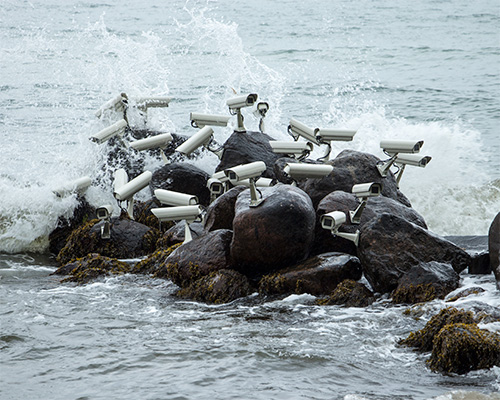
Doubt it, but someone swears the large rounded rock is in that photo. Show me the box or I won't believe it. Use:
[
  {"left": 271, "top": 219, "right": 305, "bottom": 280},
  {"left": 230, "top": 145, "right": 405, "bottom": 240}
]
[
  {"left": 299, "top": 150, "right": 411, "bottom": 209},
  {"left": 358, "top": 213, "right": 471, "bottom": 294},
  {"left": 215, "top": 131, "right": 279, "bottom": 180},
  {"left": 157, "top": 221, "right": 205, "bottom": 249},
  {"left": 149, "top": 162, "right": 211, "bottom": 206},
  {"left": 392, "top": 261, "right": 460, "bottom": 304},
  {"left": 317, "top": 279, "right": 375, "bottom": 307},
  {"left": 312, "top": 190, "right": 427, "bottom": 256},
  {"left": 230, "top": 184, "right": 316, "bottom": 276},
  {"left": 56, "top": 217, "right": 160, "bottom": 265},
  {"left": 259, "top": 252, "right": 362, "bottom": 296},
  {"left": 204, "top": 186, "right": 247, "bottom": 232},
  {"left": 160, "top": 229, "right": 233, "bottom": 287},
  {"left": 488, "top": 212, "right": 500, "bottom": 289}
]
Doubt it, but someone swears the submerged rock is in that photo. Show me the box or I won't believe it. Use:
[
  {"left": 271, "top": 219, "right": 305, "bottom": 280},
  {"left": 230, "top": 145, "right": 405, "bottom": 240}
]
[
  {"left": 230, "top": 184, "right": 316, "bottom": 276},
  {"left": 391, "top": 261, "right": 460, "bottom": 304},
  {"left": 259, "top": 252, "right": 362, "bottom": 296},
  {"left": 317, "top": 279, "right": 375, "bottom": 307},
  {"left": 488, "top": 212, "right": 500, "bottom": 289},
  {"left": 358, "top": 214, "right": 471, "bottom": 294}
]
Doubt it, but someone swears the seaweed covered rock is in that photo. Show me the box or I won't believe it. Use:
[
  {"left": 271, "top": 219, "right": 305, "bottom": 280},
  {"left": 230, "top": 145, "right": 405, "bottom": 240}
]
[
  {"left": 399, "top": 307, "right": 475, "bottom": 352},
  {"left": 133, "top": 199, "right": 164, "bottom": 230},
  {"left": 52, "top": 253, "right": 131, "bottom": 284},
  {"left": 204, "top": 186, "right": 247, "bottom": 232},
  {"left": 259, "top": 252, "right": 362, "bottom": 296},
  {"left": 215, "top": 130, "right": 279, "bottom": 180},
  {"left": 358, "top": 214, "right": 471, "bottom": 294},
  {"left": 176, "top": 269, "right": 253, "bottom": 304},
  {"left": 488, "top": 211, "right": 500, "bottom": 289},
  {"left": 230, "top": 184, "right": 316, "bottom": 276},
  {"left": 298, "top": 150, "right": 411, "bottom": 209},
  {"left": 56, "top": 217, "right": 160, "bottom": 265},
  {"left": 317, "top": 279, "right": 375, "bottom": 307},
  {"left": 156, "top": 221, "right": 204, "bottom": 249},
  {"left": 428, "top": 323, "right": 500, "bottom": 374},
  {"left": 160, "top": 229, "right": 233, "bottom": 287},
  {"left": 48, "top": 197, "right": 97, "bottom": 256},
  {"left": 149, "top": 162, "right": 211, "bottom": 206},
  {"left": 446, "top": 287, "right": 486, "bottom": 303},
  {"left": 392, "top": 261, "right": 460, "bottom": 304},
  {"left": 131, "top": 243, "right": 182, "bottom": 275}
]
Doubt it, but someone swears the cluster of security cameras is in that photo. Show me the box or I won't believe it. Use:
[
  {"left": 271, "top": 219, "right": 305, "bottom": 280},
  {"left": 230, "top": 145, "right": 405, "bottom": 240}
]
[{"left": 54, "top": 92, "right": 432, "bottom": 245}]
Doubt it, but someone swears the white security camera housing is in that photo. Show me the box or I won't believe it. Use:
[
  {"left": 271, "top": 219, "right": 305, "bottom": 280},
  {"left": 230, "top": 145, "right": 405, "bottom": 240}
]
[
  {"left": 349, "top": 182, "right": 383, "bottom": 224},
  {"left": 226, "top": 93, "right": 258, "bottom": 132},
  {"left": 190, "top": 112, "right": 231, "bottom": 128},
  {"left": 224, "top": 161, "right": 267, "bottom": 207},
  {"left": 283, "top": 163, "right": 333, "bottom": 183},
  {"left": 113, "top": 170, "right": 152, "bottom": 219},
  {"left": 53, "top": 176, "right": 92, "bottom": 198},
  {"left": 253, "top": 102, "right": 270, "bottom": 133},
  {"left": 113, "top": 168, "right": 128, "bottom": 194},
  {"left": 175, "top": 126, "right": 216, "bottom": 156},
  {"left": 315, "top": 128, "right": 357, "bottom": 143},
  {"left": 151, "top": 205, "right": 204, "bottom": 243},
  {"left": 393, "top": 154, "right": 432, "bottom": 187},
  {"left": 321, "top": 210, "right": 359, "bottom": 246},
  {"left": 135, "top": 96, "right": 172, "bottom": 111},
  {"left": 90, "top": 119, "right": 128, "bottom": 144},
  {"left": 95, "top": 93, "right": 128, "bottom": 118},
  {"left": 207, "top": 178, "right": 225, "bottom": 202},
  {"left": 96, "top": 204, "right": 113, "bottom": 239},
  {"left": 233, "top": 177, "right": 274, "bottom": 188},
  {"left": 377, "top": 139, "right": 424, "bottom": 177},
  {"left": 154, "top": 188, "right": 199, "bottom": 206},
  {"left": 269, "top": 141, "right": 314, "bottom": 160},
  {"left": 129, "top": 133, "right": 173, "bottom": 151},
  {"left": 287, "top": 118, "right": 319, "bottom": 145}
]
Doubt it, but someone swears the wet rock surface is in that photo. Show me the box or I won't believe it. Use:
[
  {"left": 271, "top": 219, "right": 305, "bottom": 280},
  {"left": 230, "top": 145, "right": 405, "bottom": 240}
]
[
  {"left": 488, "top": 212, "right": 500, "bottom": 289},
  {"left": 204, "top": 186, "right": 247, "bottom": 232},
  {"left": 317, "top": 279, "right": 375, "bottom": 307}
]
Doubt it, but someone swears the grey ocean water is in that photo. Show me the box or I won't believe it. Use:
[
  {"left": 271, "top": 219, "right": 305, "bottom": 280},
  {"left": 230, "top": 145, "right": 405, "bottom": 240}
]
[{"left": 1, "top": 0, "right": 500, "bottom": 399}]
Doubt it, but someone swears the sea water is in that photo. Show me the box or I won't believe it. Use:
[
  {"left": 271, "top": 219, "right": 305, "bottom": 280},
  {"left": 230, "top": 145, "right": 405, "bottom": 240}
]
[{"left": 0, "top": 0, "right": 499, "bottom": 398}]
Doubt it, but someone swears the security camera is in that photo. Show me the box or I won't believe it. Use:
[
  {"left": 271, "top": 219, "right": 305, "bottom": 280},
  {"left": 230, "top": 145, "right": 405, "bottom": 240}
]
[
  {"left": 349, "top": 182, "right": 383, "bottom": 224},
  {"left": 269, "top": 140, "right": 313, "bottom": 161},
  {"left": 113, "top": 170, "right": 152, "bottom": 219},
  {"left": 90, "top": 119, "right": 128, "bottom": 144},
  {"left": 233, "top": 177, "right": 275, "bottom": 188},
  {"left": 287, "top": 118, "right": 319, "bottom": 145},
  {"left": 226, "top": 93, "right": 258, "bottom": 132},
  {"left": 377, "top": 139, "right": 424, "bottom": 177},
  {"left": 175, "top": 126, "right": 222, "bottom": 158},
  {"left": 190, "top": 112, "right": 231, "bottom": 128},
  {"left": 224, "top": 161, "right": 267, "bottom": 207},
  {"left": 314, "top": 127, "right": 357, "bottom": 161},
  {"left": 113, "top": 168, "right": 128, "bottom": 193},
  {"left": 207, "top": 178, "right": 225, "bottom": 202},
  {"left": 129, "top": 133, "right": 173, "bottom": 151},
  {"left": 393, "top": 154, "right": 432, "bottom": 187},
  {"left": 135, "top": 96, "right": 172, "bottom": 111},
  {"left": 253, "top": 102, "right": 269, "bottom": 133},
  {"left": 283, "top": 163, "right": 333, "bottom": 184},
  {"left": 53, "top": 176, "right": 92, "bottom": 198},
  {"left": 320, "top": 210, "right": 359, "bottom": 246},
  {"left": 96, "top": 204, "right": 113, "bottom": 239},
  {"left": 151, "top": 205, "right": 204, "bottom": 243},
  {"left": 95, "top": 93, "right": 128, "bottom": 118},
  {"left": 154, "top": 188, "right": 199, "bottom": 206}
]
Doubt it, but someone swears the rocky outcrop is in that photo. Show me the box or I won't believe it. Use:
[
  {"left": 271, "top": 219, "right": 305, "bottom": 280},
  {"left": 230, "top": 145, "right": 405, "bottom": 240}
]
[
  {"left": 204, "top": 186, "right": 247, "bottom": 232},
  {"left": 299, "top": 150, "right": 411, "bottom": 209},
  {"left": 159, "top": 229, "right": 233, "bottom": 287},
  {"left": 131, "top": 244, "right": 182, "bottom": 275},
  {"left": 488, "top": 212, "right": 500, "bottom": 289},
  {"left": 215, "top": 131, "right": 279, "bottom": 180},
  {"left": 230, "top": 184, "right": 316, "bottom": 276},
  {"left": 391, "top": 261, "right": 460, "bottom": 304},
  {"left": 358, "top": 214, "right": 471, "bottom": 294},
  {"left": 149, "top": 162, "right": 211, "bottom": 206},
  {"left": 317, "top": 279, "right": 375, "bottom": 307},
  {"left": 176, "top": 269, "right": 253, "bottom": 304},
  {"left": 259, "top": 252, "right": 362, "bottom": 296},
  {"left": 156, "top": 221, "right": 204, "bottom": 249},
  {"left": 56, "top": 217, "right": 160, "bottom": 265}
]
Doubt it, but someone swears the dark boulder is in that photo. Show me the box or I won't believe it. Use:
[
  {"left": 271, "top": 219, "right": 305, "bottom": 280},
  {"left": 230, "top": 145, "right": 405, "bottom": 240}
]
[
  {"left": 468, "top": 251, "right": 491, "bottom": 275},
  {"left": 392, "top": 261, "right": 460, "bottom": 304},
  {"left": 204, "top": 186, "right": 247, "bottom": 232},
  {"left": 176, "top": 269, "right": 253, "bottom": 304},
  {"left": 428, "top": 323, "right": 500, "bottom": 374},
  {"left": 160, "top": 229, "right": 233, "bottom": 287},
  {"left": 488, "top": 212, "right": 500, "bottom": 289},
  {"left": 215, "top": 131, "right": 279, "bottom": 180},
  {"left": 156, "top": 221, "right": 205, "bottom": 249},
  {"left": 298, "top": 150, "right": 411, "bottom": 209},
  {"left": 358, "top": 214, "right": 471, "bottom": 294},
  {"left": 317, "top": 279, "right": 375, "bottom": 307},
  {"left": 49, "top": 197, "right": 97, "bottom": 256},
  {"left": 131, "top": 244, "right": 182, "bottom": 275},
  {"left": 230, "top": 184, "right": 316, "bottom": 276},
  {"left": 259, "top": 252, "right": 362, "bottom": 296},
  {"left": 273, "top": 157, "right": 298, "bottom": 184},
  {"left": 149, "top": 162, "right": 211, "bottom": 206},
  {"left": 56, "top": 217, "right": 160, "bottom": 265}
]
